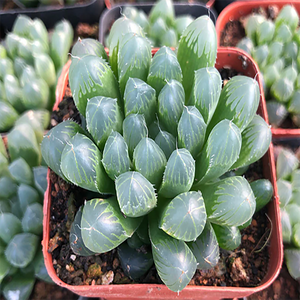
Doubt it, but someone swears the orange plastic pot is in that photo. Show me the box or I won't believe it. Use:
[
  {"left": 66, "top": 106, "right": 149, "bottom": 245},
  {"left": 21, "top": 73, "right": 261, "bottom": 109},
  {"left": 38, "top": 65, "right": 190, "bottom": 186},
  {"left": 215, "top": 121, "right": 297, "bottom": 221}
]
[
  {"left": 43, "top": 47, "right": 283, "bottom": 300},
  {"left": 216, "top": 0, "right": 300, "bottom": 138}
]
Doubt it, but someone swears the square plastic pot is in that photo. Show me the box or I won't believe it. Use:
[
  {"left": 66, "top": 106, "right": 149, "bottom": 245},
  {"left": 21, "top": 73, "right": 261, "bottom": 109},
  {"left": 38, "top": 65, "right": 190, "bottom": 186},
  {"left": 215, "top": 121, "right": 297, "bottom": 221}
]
[
  {"left": 0, "top": 0, "right": 105, "bottom": 35},
  {"left": 215, "top": 0, "right": 300, "bottom": 138},
  {"left": 43, "top": 47, "right": 283, "bottom": 300},
  {"left": 98, "top": 2, "right": 217, "bottom": 45}
]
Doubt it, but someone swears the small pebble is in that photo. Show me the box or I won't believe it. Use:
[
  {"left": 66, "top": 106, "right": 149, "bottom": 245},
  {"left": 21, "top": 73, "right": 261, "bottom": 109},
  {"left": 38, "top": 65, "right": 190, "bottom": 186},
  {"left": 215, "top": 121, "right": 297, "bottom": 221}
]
[{"left": 70, "top": 254, "right": 76, "bottom": 261}]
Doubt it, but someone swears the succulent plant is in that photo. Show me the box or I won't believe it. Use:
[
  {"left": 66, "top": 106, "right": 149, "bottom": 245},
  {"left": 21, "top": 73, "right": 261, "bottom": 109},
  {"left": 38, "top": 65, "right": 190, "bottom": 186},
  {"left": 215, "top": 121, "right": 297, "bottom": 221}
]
[
  {"left": 237, "top": 5, "right": 300, "bottom": 128},
  {"left": 42, "top": 16, "right": 272, "bottom": 292},
  {"left": 0, "top": 137, "right": 51, "bottom": 300},
  {"left": 0, "top": 15, "right": 73, "bottom": 133}
]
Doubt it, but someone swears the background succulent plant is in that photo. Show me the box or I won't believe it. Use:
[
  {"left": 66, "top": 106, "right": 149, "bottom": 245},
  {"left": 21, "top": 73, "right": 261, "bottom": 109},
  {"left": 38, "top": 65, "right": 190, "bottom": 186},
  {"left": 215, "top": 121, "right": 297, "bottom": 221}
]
[
  {"left": 0, "top": 15, "right": 74, "bottom": 133},
  {"left": 42, "top": 15, "right": 273, "bottom": 292},
  {"left": 236, "top": 5, "right": 300, "bottom": 128}
]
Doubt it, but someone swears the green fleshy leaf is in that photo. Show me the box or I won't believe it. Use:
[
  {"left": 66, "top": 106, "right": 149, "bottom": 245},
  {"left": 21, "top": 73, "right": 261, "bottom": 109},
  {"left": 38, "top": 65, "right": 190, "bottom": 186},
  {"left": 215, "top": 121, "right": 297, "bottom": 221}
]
[
  {"left": 208, "top": 76, "right": 260, "bottom": 134},
  {"left": 4, "top": 74, "right": 23, "bottom": 112},
  {"left": 32, "top": 248, "right": 52, "bottom": 283},
  {"left": 282, "top": 65, "right": 297, "bottom": 84},
  {"left": 292, "top": 223, "right": 300, "bottom": 248},
  {"left": 149, "top": 0, "right": 174, "bottom": 27},
  {"left": 29, "top": 18, "right": 48, "bottom": 46},
  {"left": 212, "top": 224, "right": 241, "bottom": 251},
  {"left": 284, "top": 42, "right": 298, "bottom": 64},
  {"left": 194, "top": 120, "right": 241, "bottom": 187},
  {"left": 123, "top": 114, "right": 148, "bottom": 157},
  {"left": 0, "top": 58, "right": 14, "bottom": 81},
  {"left": 285, "top": 249, "right": 300, "bottom": 280},
  {"left": 0, "top": 101, "right": 19, "bottom": 132},
  {"left": 123, "top": 6, "right": 138, "bottom": 20},
  {"left": 231, "top": 115, "right": 271, "bottom": 169},
  {"left": 154, "top": 130, "right": 176, "bottom": 160},
  {"left": 0, "top": 254, "right": 11, "bottom": 283},
  {"left": 250, "top": 179, "right": 273, "bottom": 212},
  {"left": 18, "top": 184, "right": 40, "bottom": 212},
  {"left": 264, "top": 65, "right": 280, "bottom": 88},
  {"left": 162, "top": 29, "right": 177, "bottom": 47},
  {"left": 149, "top": 213, "right": 196, "bottom": 292},
  {"left": 177, "top": 16, "right": 217, "bottom": 99},
  {"left": 127, "top": 232, "right": 144, "bottom": 249},
  {"left": 41, "top": 120, "right": 84, "bottom": 179},
  {"left": 147, "top": 46, "right": 182, "bottom": 95},
  {"left": 20, "top": 65, "right": 36, "bottom": 88},
  {"left": 286, "top": 203, "right": 300, "bottom": 227},
  {"left": 266, "top": 101, "right": 287, "bottom": 127},
  {"left": 61, "top": 133, "right": 114, "bottom": 194},
  {"left": 245, "top": 14, "right": 265, "bottom": 42},
  {"left": 69, "top": 55, "right": 121, "bottom": 116},
  {"left": 275, "top": 24, "right": 293, "bottom": 43},
  {"left": 187, "top": 67, "right": 222, "bottom": 124},
  {"left": 238, "top": 218, "right": 252, "bottom": 230},
  {"left": 107, "top": 17, "right": 144, "bottom": 77},
  {"left": 289, "top": 90, "right": 300, "bottom": 114},
  {"left": 201, "top": 176, "right": 256, "bottom": 227},
  {"left": 277, "top": 179, "right": 292, "bottom": 208},
  {"left": 149, "top": 18, "right": 167, "bottom": 44},
  {"left": 175, "top": 15, "right": 194, "bottom": 38},
  {"left": 158, "top": 79, "right": 185, "bottom": 136},
  {"left": 256, "top": 20, "right": 275, "bottom": 45},
  {"left": 5, "top": 33, "right": 20, "bottom": 59},
  {"left": 177, "top": 106, "right": 206, "bottom": 158},
  {"left": 134, "top": 11, "right": 149, "bottom": 30},
  {"left": 18, "top": 38, "right": 33, "bottom": 64},
  {"left": 276, "top": 148, "right": 299, "bottom": 180},
  {"left": 33, "top": 166, "right": 48, "bottom": 195},
  {"left": 22, "top": 203, "right": 43, "bottom": 235},
  {"left": 8, "top": 158, "right": 33, "bottom": 186},
  {"left": 281, "top": 208, "right": 292, "bottom": 244},
  {"left": 102, "top": 131, "right": 131, "bottom": 181},
  {"left": 86, "top": 96, "right": 123, "bottom": 150},
  {"left": 118, "top": 33, "right": 151, "bottom": 96},
  {"left": 187, "top": 221, "right": 219, "bottom": 270},
  {"left": 81, "top": 197, "right": 142, "bottom": 253},
  {"left": 34, "top": 53, "right": 56, "bottom": 87},
  {"left": 236, "top": 37, "right": 254, "bottom": 55},
  {"left": 116, "top": 171, "right": 157, "bottom": 217},
  {"left": 275, "top": 5, "right": 299, "bottom": 32},
  {"left": 0, "top": 201, "right": 10, "bottom": 214},
  {"left": 118, "top": 242, "right": 153, "bottom": 280},
  {"left": 267, "top": 41, "right": 284, "bottom": 64},
  {"left": 292, "top": 169, "right": 300, "bottom": 191},
  {"left": 159, "top": 149, "right": 195, "bottom": 199},
  {"left": 7, "top": 123, "right": 41, "bottom": 168},
  {"left": 12, "top": 15, "right": 33, "bottom": 37},
  {"left": 124, "top": 78, "right": 156, "bottom": 125},
  {"left": 133, "top": 137, "right": 167, "bottom": 188},
  {"left": 71, "top": 38, "right": 108, "bottom": 61},
  {"left": 160, "top": 191, "right": 207, "bottom": 242},
  {"left": 70, "top": 207, "right": 96, "bottom": 256},
  {"left": 136, "top": 217, "right": 150, "bottom": 245},
  {"left": 0, "top": 177, "right": 18, "bottom": 200}
]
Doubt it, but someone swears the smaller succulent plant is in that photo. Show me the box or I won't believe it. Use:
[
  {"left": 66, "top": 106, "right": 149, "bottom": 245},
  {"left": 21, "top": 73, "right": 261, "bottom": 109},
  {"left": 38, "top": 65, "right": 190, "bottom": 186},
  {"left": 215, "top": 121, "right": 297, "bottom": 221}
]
[
  {"left": 276, "top": 146, "right": 300, "bottom": 281},
  {"left": 0, "top": 136, "right": 50, "bottom": 300},
  {"left": 0, "top": 15, "right": 74, "bottom": 133},
  {"left": 237, "top": 5, "right": 300, "bottom": 128}
]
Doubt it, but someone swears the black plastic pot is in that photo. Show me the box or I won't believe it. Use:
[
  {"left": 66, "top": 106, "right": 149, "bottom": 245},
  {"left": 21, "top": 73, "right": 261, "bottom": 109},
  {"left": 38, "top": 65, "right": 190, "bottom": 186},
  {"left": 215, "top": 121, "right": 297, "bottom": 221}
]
[
  {"left": 214, "top": 0, "right": 238, "bottom": 15},
  {"left": 0, "top": 0, "right": 105, "bottom": 37},
  {"left": 98, "top": 2, "right": 217, "bottom": 45}
]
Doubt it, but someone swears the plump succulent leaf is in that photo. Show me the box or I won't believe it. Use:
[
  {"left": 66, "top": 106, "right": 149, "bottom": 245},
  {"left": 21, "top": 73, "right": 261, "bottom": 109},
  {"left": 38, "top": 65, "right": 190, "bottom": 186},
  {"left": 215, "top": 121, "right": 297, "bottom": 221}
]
[
  {"left": 292, "top": 223, "right": 300, "bottom": 248},
  {"left": 124, "top": 78, "right": 156, "bottom": 125},
  {"left": 149, "top": 214, "right": 196, "bottom": 292},
  {"left": 20, "top": 65, "right": 36, "bottom": 88},
  {"left": 275, "top": 5, "right": 299, "bottom": 32},
  {"left": 0, "top": 213, "right": 22, "bottom": 244},
  {"left": 12, "top": 15, "right": 32, "bottom": 37},
  {"left": 17, "top": 38, "right": 34, "bottom": 64},
  {"left": 187, "top": 221, "right": 219, "bottom": 270},
  {"left": 8, "top": 158, "right": 33, "bottom": 186},
  {"left": 0, "top": 58, "right": 14, "bottom": 81},
  {"left": 212, "top": 224, "right": 241, "bottom": 251},
  {"left": 5, "top": 233, "right": 39, "bottom": 268},
  {"left": 201, "top": 176, "right": 256, "bottom": 226},
  {"left": 256, "top": 20, "right": 275, "bottom": 45},
  {"left": 194, "top": 120, "right": 241, "bottom": 187},
  {"left": 277, "top": 179, "right": 292, "bottom": 208},
  {"left": 281, "top": 208, "right": 292, "bottom": 244},
  {"left": 2, "top": 274, "right": 35, "bottom": 300},
  {"left": 32, "top": 249, "right": 53, "bottom": 283},
  {"left": 69, "top": 55, "right": 121, "bottom": 116},
  {"left": 4, "top": 74, "right": 23, "bottom": 112},
  {"left": 149, "top": 0, "right": 175, "bottom": 27},
  {"left": 134, "top": 11, "right": 149, "bottom": 30},
  {"left": 284, "top": 42, "right": 298, "bottom": 64},
  {"left": 70, "top": 206, "right": 96, "bottom": 256},
  {"left": 162, "top": 29, "right": 178, "bottom": 47},
  {"left": 102, "top": 131, "right": 131, "bottom": 181},
  {"left": 147, "top": 47, "right": 182, "bottom": 95},
  {"left": 116, "top": 171, "right": 157, "bottom": 217},
  {"left": 267, "top": 41, "right": 284, "bottom": 64},
  {"left": 187, "top": 67, "right": 222, "bottom": 124},
  {"left": 264, "top": 65, "right": 280, "bottom": 88},
  {"left": 118, "top": 242, "right": 153, "bottom": 280},
  {"left": 276, "top": 148, "right": 299, "bottom": 180},
  {"left": 107, "top": 17, "right": 144, "bottom": 77},
  {"left": 292, "top": 170, "right": 300, "bottom": 191},
  {"left": 123, "top": 114, "right": 148, "bottom": 157},
  {"left": 282, "top": 65, "right": 297, "bottom": 84},
  {"left": 21, "top": 203, "right": 43, "bottom": 235},
  {"left": 18, "top": 184, "right": 40, "bottom": 212},
  {"left": 238, "top": 218, "right": 252, "bottom": 230},
  {"left": 61, "top": 133, "right": 114, "bottom": 194},
  {"left": 0, "top": 255, "right": 11, "bottom": 284},
  {"left": 86, "top": 96, "right": 123, "bottom": 150},
  {"left": 0, "top": 177, "right": 18, "bottom": 200},
  {"left": 33, "top": 166, "right": 48, "bottom": 195},
  {"left": 5, "top": 33, "right": 20, "bottom": 59},
  {"left": 0, "top": 201, "right": 10, "bottom": 214},
  {"left": 231, "top": 115, "right": 271, "bottom": 169},
  {"left": 158, "top": 79, "right": 185, "bottom": 136},
  {"left": 41, "top": 120, "right": 84, "bottom": 180},
  {"left": 275, "top": 24, "right": 293, "bottom": 43},
  {"left": 236, "top": 37, "right": 254, "bottom": 55},
  {"left": 266, "top": 101, "right": 288, "bottom": 127},
  {"left": 71, "top": 38, "right": 108, "bottom": 61},
  {"left": 34, "top": 53, "right": 56, "bottom": 87},
  {"left": 177, "top": 16, "right": 217, "bottom": 99},
  {"left": 250, "top": 179, "right": 273, "bottom": 212},
  {"left": 245, "top": 14, "right": 265, "bottom": 42},
  {"left": 177, "top": 106, "right": 206, "bottom": 158},
  {"left": 159, "top": 191, "right": 207, "bottom": 241},
  {"left": 136, "top": 217, "right": 150, "bottom": 245},
  {"left": 154, "top": 130, "right": 176, "bottom": 159},
  {"left": 81, "top": 197, "right": 142, "bottom": 253},
  {"left": 159, "top": 149, "right": 195, "bottom": 199},
  {"left": 0, "top": 101, "right": 19, "bottom": 132},
  {"left": 123, "top": 6, "right": 138, "bottom": 20},
  {"left": 253, "top": 45, "right": 269, "bottom": 68},
  {"left": 289, "top": 91, "right": 300, "bottom": 114},
  {"left": 127, "top": 232, "right": 144, "bottom": 249},
  {"left": 208, "top": 76, "right": 260, "bottom": 133},
  {"left": 149, "top": 18, "right": 167, "bottom": 43},
  {"left": 29, "top": 18, "right": 48, "bottom": 46},
  {"left": 133, "top": 138, "right": 167, "bottom": 188},
  {"left": 285, "top": 249, "right": 300, "bottom": 280},
  {"left": 118, "top": 33, "right": 151, "bottom": 96}
]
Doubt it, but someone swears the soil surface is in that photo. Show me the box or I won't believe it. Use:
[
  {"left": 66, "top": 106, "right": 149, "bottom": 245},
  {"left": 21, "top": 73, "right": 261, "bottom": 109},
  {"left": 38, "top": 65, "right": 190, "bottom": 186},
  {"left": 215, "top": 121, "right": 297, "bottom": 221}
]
[{"left": 48, "top": 67, "right": 271, "bottom": 289}]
